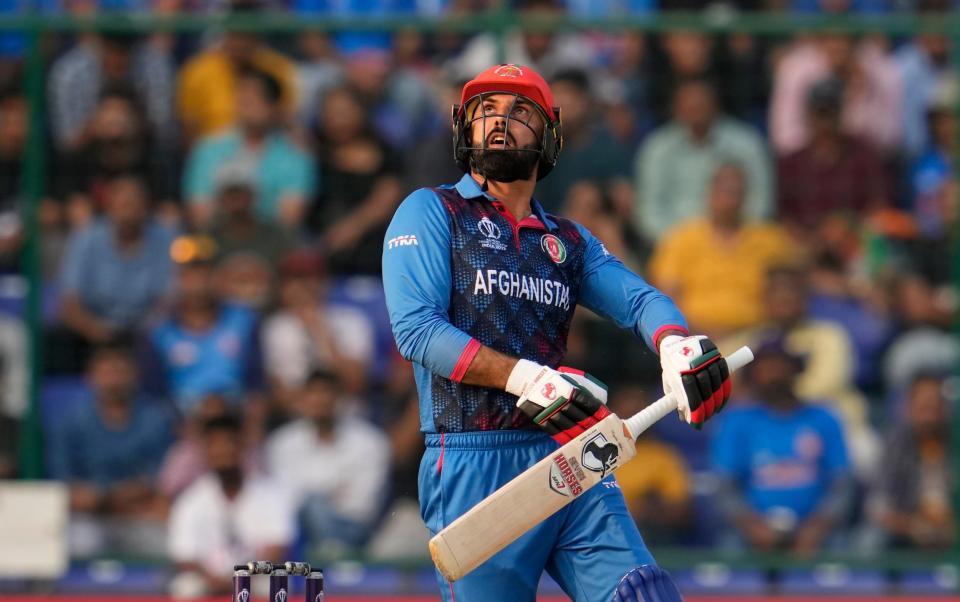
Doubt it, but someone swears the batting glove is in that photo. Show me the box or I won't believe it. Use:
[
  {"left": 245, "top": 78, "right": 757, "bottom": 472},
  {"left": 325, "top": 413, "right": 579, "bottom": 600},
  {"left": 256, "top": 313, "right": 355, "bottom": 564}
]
[
  {"left": 659, "top": 335, "right": 731, "bottom": 429},
  {"left": 507, "top": 361, "right": 609, "bottom": 444}
]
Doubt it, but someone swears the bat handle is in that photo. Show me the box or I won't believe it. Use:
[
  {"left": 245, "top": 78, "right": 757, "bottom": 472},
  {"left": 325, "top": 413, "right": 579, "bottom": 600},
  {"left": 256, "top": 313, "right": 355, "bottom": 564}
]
[{"left": 623, "top": 346, "right": 754, "bottom": 439}]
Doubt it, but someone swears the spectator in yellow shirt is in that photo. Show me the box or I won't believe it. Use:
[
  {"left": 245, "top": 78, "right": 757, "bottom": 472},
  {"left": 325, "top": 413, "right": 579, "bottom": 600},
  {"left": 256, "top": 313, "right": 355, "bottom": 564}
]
[
  {"left": 611, "top": 384, "right": 693, "bottom": 546},
  {"left": 648, "top": 163, "right": 795, "bottom": 337},
  {"left": 177, "top": 4, "right": 296, "bottom": 141}
]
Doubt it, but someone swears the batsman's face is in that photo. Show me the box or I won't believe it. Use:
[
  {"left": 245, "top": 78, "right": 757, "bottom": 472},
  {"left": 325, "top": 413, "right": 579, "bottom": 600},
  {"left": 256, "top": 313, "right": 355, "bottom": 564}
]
[{"left": 469, "top": 93, "right": 544, "bottom": 152}]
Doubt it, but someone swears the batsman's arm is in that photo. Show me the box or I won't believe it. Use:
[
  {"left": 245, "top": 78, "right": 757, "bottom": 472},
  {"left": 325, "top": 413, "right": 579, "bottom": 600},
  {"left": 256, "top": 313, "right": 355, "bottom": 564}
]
[
  {"left": 383, "top": 189, "right": 521, "bottom": 387},
  {"left": 573, "top": 223, "right": 689, "bottom": 352}
]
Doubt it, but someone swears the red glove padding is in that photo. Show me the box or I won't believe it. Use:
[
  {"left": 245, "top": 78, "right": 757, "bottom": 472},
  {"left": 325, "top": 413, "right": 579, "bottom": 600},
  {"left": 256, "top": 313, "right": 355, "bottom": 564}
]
[
  {"left": 515, "top": 366, "right": 610, "bottom": 444},
  {"left": 660, "top": 335, "right": 731, "bottom": 429}
]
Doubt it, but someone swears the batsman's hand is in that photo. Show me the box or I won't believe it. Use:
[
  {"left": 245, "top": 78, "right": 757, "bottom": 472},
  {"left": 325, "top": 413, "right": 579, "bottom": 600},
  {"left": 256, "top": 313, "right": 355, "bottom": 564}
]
[
  {"left": 507, "top": 361, "right": 609, "bottom": 444},
  {"left": 659, "top": 335, "right": 731, "bottom": 429}
]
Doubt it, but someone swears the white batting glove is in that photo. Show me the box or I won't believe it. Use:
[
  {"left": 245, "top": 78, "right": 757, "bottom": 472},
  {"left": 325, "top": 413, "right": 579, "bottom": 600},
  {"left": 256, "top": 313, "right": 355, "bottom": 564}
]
[
  {"left": 659, "top": 335, "right": 731, "bottom": 429},
  {"left": 507, "top": 360, "right": 610, "bottom": 443}
]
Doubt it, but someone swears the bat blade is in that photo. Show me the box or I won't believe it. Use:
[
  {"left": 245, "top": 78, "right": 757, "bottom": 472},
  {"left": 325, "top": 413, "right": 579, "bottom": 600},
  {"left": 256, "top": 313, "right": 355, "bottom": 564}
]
[{"left": 429, "top": 413, "right": 636, "bottom": 582}]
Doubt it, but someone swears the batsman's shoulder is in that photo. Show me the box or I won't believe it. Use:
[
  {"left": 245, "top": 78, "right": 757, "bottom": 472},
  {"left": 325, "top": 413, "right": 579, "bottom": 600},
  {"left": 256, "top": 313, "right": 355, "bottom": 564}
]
[
  {"left": 385, "top": 187, "right": 453, "bottom": 258},
  {"left": 391, "top": 186, "right": 451, "bottom": 225},
  {"left": 400, "top": 185, "right": 444, "bottom": 208},
  {"left": 542, "top": 211, "right": 588, "bottom": 243}
]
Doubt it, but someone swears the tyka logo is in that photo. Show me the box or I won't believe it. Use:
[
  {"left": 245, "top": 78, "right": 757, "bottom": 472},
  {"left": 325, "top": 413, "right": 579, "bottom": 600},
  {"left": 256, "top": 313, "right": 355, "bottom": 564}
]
[
  {"left": 581, "top": 433, "right": 620, "bottom": 477},
  {"left": 237, "top": 590, "right": 250, "bottom": 602},
  {"left": 386, "top": 234, "right": 418, "bottom": 250}
]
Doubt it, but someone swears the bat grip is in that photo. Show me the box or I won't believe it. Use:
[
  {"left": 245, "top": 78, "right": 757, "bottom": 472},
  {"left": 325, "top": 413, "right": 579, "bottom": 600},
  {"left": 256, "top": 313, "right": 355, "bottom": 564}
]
[{"left": 623, "top": 346, "right": 754, "bottom": 439}]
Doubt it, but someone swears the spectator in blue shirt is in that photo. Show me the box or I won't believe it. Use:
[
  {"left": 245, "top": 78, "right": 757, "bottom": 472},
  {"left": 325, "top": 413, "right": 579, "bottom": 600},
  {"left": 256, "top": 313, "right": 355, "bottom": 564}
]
[
  {"left": 183, "top": 67, "right": 316, "bottom": 230},
  {"left": 909, "top": 77, "right": 956, "bottom": 239},
  {"left": 52, "top": 175, "right": 176, "bottom": 373},
  {"left": 711, "top": 338, "right": 854, "bottom": 555},
  {"left": 48, "top": 339, "right": 176, "bottom": 558},
  {"left": 142, "top": 240, "right": 264, "bottom": 416},
  {"left": 0, "top": 0, "right": 31, "bottom": 65}
]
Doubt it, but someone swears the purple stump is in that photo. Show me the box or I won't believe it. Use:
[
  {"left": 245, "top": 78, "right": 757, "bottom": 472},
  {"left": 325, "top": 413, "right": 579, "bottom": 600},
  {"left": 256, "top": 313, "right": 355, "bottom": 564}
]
[
  {"left": 305, "top": 570, "right": 324, "bottom": 602},
  {"left": 269, "top": 567, "right": 289, "bottom": 602},
  {"left": 232, "top": 568, "right": 252, "bottom": 602}
]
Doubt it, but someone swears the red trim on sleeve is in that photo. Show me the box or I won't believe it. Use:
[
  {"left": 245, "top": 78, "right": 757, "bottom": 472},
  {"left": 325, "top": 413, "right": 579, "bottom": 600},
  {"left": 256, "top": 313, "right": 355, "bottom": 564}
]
[
  {"left": 652, "top": 324, "right": 689, "bottom": 351},
  {"left": 450, "top": 339, "right": 481, "bottom": 382}
]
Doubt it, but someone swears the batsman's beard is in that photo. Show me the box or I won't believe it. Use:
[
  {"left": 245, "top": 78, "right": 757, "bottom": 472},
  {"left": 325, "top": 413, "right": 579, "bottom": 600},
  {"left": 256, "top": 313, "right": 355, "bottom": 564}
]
[{"left": 469, "top": 145, "right": 540, "bottom": 183}]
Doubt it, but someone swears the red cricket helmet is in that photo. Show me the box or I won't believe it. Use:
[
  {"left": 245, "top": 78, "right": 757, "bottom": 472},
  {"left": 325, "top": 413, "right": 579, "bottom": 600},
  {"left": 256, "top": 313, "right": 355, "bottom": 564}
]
[{"left": 452, "top": 64, "right": 563, "bottom": 181}]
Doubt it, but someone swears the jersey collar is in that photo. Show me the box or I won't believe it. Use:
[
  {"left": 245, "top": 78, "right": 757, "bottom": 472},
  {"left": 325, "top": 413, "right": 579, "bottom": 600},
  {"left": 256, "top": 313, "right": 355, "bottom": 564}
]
[{"left": 454, "top": 173, "right": 557, "bottom": 232}]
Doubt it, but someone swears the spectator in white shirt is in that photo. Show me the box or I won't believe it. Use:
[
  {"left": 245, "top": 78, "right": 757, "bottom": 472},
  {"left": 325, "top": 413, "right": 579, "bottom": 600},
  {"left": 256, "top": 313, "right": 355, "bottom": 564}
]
[
  {"left": 168, "top": 414, "right": 295, "bottom": 598},
  {"left": 265, "top": 370, "right": 390, "bottom": 556},
  {"left": 262, "top": 250, "right": 375, "bottom": 408}
]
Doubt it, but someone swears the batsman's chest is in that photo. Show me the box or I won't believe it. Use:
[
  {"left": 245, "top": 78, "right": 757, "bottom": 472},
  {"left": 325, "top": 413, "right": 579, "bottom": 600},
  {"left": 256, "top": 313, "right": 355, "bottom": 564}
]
[{"left": 448, "top": 210, "right": 581, "bottom": 295}]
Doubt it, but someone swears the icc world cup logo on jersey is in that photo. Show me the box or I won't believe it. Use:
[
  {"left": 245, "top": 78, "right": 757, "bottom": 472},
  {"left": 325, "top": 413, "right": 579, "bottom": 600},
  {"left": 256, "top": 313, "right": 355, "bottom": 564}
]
[
  {"left": 478, "top": 217, "right": 501, "bottom": 240},
  {"left": 478, "top": 216, "right": 507, "bottom": 251},
  {"left": 541, "top": 234, "right": 567, "bottom": 264}
]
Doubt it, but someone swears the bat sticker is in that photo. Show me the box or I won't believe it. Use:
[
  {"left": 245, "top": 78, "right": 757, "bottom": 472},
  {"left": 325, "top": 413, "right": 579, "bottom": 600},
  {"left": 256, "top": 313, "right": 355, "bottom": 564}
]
[
  {"left": 548, "top": 453, "right": 583, "bottom": 497},
  {"left": 581, "top": 433, "right": 619, "bottom": 477}
]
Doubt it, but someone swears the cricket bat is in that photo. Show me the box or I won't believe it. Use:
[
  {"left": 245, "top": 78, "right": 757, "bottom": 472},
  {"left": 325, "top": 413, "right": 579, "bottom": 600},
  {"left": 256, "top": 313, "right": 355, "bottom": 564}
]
[{"left": 429, "top": 346, "right": 754, "bottom": 582}]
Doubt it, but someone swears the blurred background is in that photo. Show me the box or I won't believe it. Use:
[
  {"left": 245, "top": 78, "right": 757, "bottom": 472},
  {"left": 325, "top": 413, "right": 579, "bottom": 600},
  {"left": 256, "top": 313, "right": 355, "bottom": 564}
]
[{"left": 0, "top": 0, "right": 957, "bottom": 599}]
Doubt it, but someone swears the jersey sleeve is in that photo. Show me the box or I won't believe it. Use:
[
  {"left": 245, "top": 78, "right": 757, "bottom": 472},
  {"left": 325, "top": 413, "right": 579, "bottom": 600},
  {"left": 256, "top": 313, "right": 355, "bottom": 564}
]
[
  {"left": 574, "top": 223, "right": 688, "bottom": 351},
  {"left": 382, "top": 188, "right": 480, "bottom": 381}
]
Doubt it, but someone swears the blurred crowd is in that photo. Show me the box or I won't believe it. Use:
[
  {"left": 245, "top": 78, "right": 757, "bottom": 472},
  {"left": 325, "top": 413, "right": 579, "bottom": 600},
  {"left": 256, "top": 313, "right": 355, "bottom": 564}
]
[{"left": 0, "top": 0, "right": 958, "bottom": 596}]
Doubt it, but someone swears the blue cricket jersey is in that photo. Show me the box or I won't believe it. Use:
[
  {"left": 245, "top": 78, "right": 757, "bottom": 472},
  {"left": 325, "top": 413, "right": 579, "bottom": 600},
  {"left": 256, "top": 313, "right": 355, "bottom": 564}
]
[
  {"left": 711, "top": 402, "right": 850, "bottom": 520},
  {"left": 144, "top": 303, "right": 263, "bottom": 414},
  {"left": 383, "top": 174, "right": 687, "bottom": 433}
]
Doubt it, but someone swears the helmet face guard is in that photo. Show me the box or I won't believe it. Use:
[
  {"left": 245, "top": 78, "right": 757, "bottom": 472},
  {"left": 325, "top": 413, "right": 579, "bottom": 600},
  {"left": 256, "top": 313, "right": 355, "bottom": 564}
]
[{"left": 452, "top": 91, "right": 563, "bottom": 181}]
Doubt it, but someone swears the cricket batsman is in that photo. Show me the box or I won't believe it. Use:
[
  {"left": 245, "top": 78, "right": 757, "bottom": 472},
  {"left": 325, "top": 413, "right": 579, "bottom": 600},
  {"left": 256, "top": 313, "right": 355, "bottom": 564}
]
[{"left": 382, "top": 64, "right": 732, "bottom": 602}]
